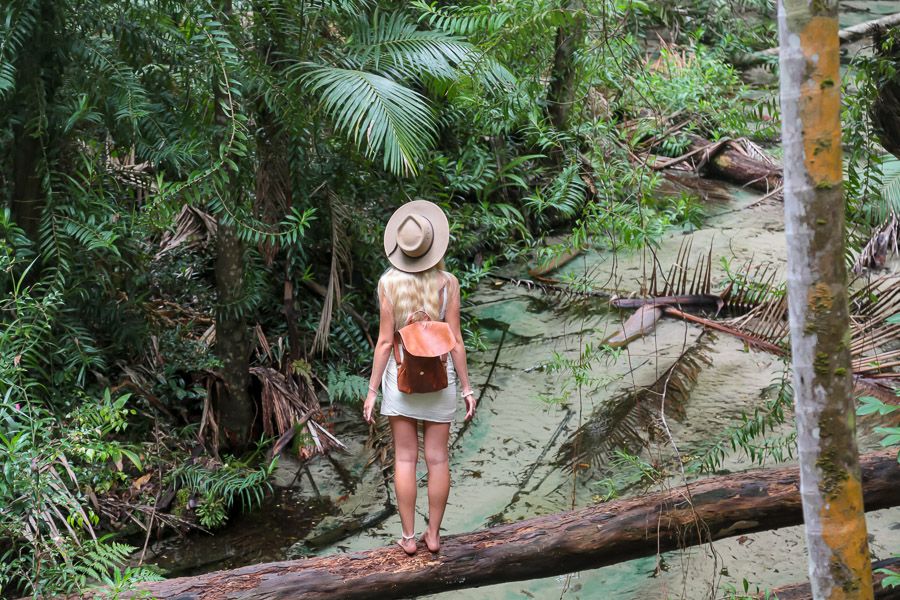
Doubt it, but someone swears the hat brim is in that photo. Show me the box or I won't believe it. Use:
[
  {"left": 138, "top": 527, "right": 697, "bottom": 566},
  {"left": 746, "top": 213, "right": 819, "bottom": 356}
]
[{"left": 383, "top": 200, "right": 450, "bottom": 273}]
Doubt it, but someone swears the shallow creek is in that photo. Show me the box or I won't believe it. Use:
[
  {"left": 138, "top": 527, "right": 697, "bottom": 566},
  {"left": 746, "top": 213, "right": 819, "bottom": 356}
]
[{"left": 144, "top": 176, "right": 900, "bottom": 598}]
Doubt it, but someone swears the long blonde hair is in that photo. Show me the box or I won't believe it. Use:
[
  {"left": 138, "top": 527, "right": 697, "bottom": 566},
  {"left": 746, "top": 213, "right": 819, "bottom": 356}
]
[{"left": 378, "top": 262, "right": 446, "bottom": 329}]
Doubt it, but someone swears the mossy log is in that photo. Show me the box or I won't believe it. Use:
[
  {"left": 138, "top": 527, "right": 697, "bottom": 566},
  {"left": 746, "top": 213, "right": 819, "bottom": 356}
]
[{"left": 121, "top": 449, "right": 900, "bottom": 600}]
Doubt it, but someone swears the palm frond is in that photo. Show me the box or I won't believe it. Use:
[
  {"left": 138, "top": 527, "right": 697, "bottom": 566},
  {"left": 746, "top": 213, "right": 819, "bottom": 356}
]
[
  {"left": 557, "top": 334, "right": 713, "bottom": 470},
  {"left": 852, "top": 212, "right": 900, "bottom": 273},
  {"left": 345, "top": 11, "right": 474, "bottom": 80},
  {"left": 312, "top": 191, "right": 353, "bottom": 353},
  {"left": 867, "top": 155, "right": 900, "bottom": 223},
  {"left": 296, "top": 64, "right": 436, "bottom": 175}
]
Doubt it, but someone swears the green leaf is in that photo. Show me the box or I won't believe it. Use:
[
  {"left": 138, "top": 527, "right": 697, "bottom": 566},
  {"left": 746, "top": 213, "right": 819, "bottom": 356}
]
[{"left": 298, "top": 65, "right": 436, "bottom": 175}]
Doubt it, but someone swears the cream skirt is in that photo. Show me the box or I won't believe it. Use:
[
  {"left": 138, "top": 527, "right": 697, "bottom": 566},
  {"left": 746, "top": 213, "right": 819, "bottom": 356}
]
[{"left": 380, "top": 354, "right": 457, "bottom": 423}]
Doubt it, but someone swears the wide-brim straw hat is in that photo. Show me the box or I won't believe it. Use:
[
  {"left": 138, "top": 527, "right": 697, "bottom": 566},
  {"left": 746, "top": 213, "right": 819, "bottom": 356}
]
[{"left": 383, "top": 200, "right": 449, "bottom": 273}]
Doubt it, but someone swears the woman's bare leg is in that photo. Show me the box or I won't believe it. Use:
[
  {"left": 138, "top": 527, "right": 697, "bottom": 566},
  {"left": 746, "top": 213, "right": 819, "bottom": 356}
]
[
  {"left": 390, "top": 416, "right": 419, "bottom": 554},
  {"left": 422, "top": 420, "right": 451, "bottom": 551}
]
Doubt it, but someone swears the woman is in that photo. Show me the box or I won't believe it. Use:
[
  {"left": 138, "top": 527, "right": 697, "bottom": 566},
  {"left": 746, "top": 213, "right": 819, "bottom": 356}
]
[{"left": 363, "top": 200, "right": 477, "bottom": 556}]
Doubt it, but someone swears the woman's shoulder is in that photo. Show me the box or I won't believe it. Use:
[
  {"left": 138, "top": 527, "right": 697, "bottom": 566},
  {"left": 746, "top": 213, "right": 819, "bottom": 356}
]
[{"left": 439, "top": 270, "right": 459, "bottom": 288}]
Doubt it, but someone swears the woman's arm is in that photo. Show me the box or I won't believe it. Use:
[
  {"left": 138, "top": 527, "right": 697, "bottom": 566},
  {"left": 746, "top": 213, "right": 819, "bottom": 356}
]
[
  {"left": 444, "top": 275, "right": 477, "bottom": 421},
  {"left": 363, "top": 290, "right": 395, "bottom": 424}
]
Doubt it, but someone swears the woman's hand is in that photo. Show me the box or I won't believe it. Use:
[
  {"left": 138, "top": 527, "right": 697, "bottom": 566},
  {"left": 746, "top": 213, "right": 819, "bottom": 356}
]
[
  {"left": 363, "top": 390, "right": 377, "bottom": 424},
  {"left": 464, "top": 392, "right": 477, "bottom": 421}
]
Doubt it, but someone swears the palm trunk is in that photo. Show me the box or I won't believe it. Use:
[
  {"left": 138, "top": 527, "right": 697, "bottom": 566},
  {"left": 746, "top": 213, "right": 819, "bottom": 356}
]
[
  {"left": 778, "top": 1, "right": 873, "bottom": 597},
  {"left": 213, "top": 0, "right": 253, "bottom": 448},
  {"left": 10, "top": 0, "right": 59, "bottom": 247},
  {"left": 546, "top": 0, "right": 585, "bottom": 131},
  {"left": 11, "top": 123, "right": 43, "bottom": 245}
]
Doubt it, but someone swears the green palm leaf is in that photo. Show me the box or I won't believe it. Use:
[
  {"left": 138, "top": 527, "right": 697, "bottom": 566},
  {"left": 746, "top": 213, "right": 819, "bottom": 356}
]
[
  {"left": 300, "top": 65, "right": 436, "bottom": 175},
  {"left": 345, "top": 11, "right": 474, "bottom": 81},
  {"left": 878, "top": 155, "right": 900, "bottom": 221},
  {"left": 344, "top": 11, "right": 515, "bottom": 90}
]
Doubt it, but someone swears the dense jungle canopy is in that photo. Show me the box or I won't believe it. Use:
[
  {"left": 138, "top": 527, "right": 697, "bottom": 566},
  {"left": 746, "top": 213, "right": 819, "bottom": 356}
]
[{"left": 3, "top": 0, "right": 900, "bottom": 598}]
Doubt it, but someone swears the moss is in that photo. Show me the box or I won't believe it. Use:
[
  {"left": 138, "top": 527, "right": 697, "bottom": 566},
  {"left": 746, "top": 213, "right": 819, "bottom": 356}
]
[
  {"left": 820, "top": 78, "right": 834, "bottom": 89},
  {"left": 815, "top": 447, "right": 848, "bottom": 497},
  {"left": 172, "top": 487, "right": 192, "bottom": 518},
  {"left": 815, "top": 351, "right": 831, "bottom": 375},
  {"left": 834, "top": 367, "right": 847, "bottom": 377},
  {"left": 815, "top": 180, "right": 834, "bottom": 189}
]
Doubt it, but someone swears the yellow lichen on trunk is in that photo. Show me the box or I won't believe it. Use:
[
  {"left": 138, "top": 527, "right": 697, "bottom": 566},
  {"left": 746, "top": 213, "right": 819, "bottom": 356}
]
[
  {"left": 798, "top": 16, "right": 842, "bottom": 186},
  {"left": 820, "top": 476, "right": 874, "bottom": 599}
]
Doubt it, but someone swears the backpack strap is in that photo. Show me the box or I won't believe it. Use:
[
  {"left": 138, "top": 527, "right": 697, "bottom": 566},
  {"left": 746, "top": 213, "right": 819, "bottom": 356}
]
[
  {"left": 393, "top": 331, "right": 402, "bottom": 363},
  {"left": 439, "top": 284, "right": 448, "bottom": 321}
]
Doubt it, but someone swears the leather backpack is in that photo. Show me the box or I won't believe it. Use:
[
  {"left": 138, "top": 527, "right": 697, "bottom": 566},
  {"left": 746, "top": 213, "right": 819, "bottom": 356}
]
[{"left": 393, "top": 309, "right": 456, "bottom": 394}]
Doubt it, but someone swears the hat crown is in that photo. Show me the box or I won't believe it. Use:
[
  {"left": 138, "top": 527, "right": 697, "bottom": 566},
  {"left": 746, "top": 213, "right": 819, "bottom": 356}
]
[{"left": 396, "top": 214, "right": 433, "bottom": 258}]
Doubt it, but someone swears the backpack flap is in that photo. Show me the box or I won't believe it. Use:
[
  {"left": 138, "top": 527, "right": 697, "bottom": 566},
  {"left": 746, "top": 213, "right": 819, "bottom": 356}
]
[{"left": 397, "top": 321, "right": 456, "bottom": 357}]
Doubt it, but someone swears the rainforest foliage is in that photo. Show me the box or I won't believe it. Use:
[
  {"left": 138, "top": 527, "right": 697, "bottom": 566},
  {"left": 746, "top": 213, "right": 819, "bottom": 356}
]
[{"left": 1, "top": 0, "right": 898, "bottom": 596}]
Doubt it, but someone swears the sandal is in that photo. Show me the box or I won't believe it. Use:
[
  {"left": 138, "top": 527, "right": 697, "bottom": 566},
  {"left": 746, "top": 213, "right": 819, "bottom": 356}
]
[{"left": 397, "top": 531, "right": 417, "bottom": 556}]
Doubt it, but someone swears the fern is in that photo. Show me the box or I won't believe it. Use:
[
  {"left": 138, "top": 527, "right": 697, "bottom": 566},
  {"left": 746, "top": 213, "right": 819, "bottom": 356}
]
[
  {"left": 327, "top": 368, "right": 369, "bottom": 404},
  {"left": 169, "top": 458, "right": 276, "bottom": 528},
  {"left": 688, "top": 367, "right": 796, "bottom": 475}
]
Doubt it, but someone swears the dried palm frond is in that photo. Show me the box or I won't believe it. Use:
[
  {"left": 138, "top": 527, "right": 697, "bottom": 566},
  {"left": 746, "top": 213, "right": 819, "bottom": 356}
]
[
  {"left": 557, "top": 333, "right": 713, "bottom": 470},
  {"left": 646, "top": 237, "right": 714, "bottom": 298},
  {"left": 853, "top": 212, "right": 900, "bottom": 273},
  {"left": 156, "top": 205, "right": 218, "bottom": 258},
  {"left": 250, "top": 366, "right": 346, "bottom": 458},
  {"left": 848, "top": 275, "right": 900, "bottom": 379},
  {"left": 312, "top": 191, "right": 353, "bottom": 354}
]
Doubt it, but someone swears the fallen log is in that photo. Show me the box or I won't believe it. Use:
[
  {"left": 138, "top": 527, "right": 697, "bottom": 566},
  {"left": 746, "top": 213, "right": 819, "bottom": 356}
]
[
  {"left": 527, "top": 244, "right": 584, "bottom": 277},
  {"left": 683, "top": 135, "right": 782, "bottom": 193},
  {"left": 766, "top": 557, "right": 900, "bottom": 600},
  {"left": 125, "top": 449, "right": 900, "bottom": 600}
]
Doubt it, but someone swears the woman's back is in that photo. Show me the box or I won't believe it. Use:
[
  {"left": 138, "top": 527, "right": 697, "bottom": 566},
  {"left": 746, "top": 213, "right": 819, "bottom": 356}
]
[{"left": 378, "top": 266, "right": 448, "bottom": 328}]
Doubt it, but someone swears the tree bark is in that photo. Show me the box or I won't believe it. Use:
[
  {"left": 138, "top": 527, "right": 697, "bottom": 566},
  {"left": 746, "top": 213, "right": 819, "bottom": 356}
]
[
  {"left": 213, "top": 0, "right": 253, "bottom": 448},
  {"left": 778, "top": 1, "right": 873, "bottom": 598},
  {"left": 546, "top": 0, "right": 585, "bottom": 131},
  {"left": 126, "top": 449, "right": 900, "bottom": 600}
]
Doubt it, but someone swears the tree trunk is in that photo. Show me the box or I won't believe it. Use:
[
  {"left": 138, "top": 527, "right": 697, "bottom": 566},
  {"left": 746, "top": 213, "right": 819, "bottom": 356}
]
[
  {"left": 778, "top": 1, "right": 873, "bottom": 598},
  {"left": 11, "top": 123, "right": 43, "bottom": 245},
  {"left": 213, "top": 0, "right": 253, "bottom": 448},
  {"left": 9, "top": 0, "right": 59, "bottom": 247},
  {"left": 546, "top": 0, "right": 585, "bottom": 131},
  {"left": 126, "top": 449, "right": 900, "bottom": 600}
]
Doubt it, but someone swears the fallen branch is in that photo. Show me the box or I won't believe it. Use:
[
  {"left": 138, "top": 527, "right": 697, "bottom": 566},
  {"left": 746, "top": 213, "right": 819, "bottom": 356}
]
[
  {"left": 125, "top": 449, "right": 900, "bottom": 600},
  {"left": 662, "top": 306, "right": 787, "bottom": 355}
]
